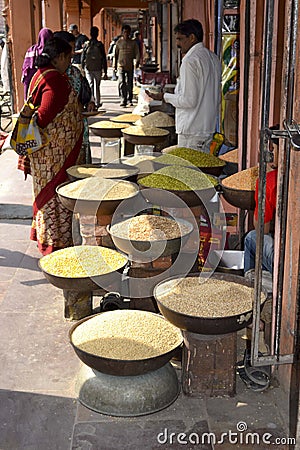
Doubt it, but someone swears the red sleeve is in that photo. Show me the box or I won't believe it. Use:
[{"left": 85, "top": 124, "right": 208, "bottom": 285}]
[
  {"left": 254, "top": 169, "right": 277, "bottom": 223},
  {"left": 30, "top": 69, "right": 71, "bottom": 129}
]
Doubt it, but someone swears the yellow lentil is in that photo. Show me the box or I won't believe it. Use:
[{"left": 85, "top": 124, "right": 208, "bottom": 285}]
[
  {"left": 39, "top": 246, "right": 127, "bottom": 278},
  {"left": 71, "top": 310, "right": 183, "bottom": 360}
]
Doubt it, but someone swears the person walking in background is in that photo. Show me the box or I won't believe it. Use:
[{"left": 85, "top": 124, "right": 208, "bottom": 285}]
[
  {"left": 81, "top": 26, "right": 108, "bottom": 109},
  {"left": 114, "top": 24, "right": 140, "bottom": 107},
  {"left": 146, "top": 19, "right": 221, "bottom": 152},
  {"left": 107, "top": 36, "right": 120, "bottom": 81},
  {"left": 132, "top": 31, "right": 144, "bottom": 84},
  {"left": 19, "top": 37, "right": 85, "bottom": 255},
  {"left": 133, "top": 31, "right": 144, "bottom": 66},
  {"left": 68, "top": 24, "right": 88, "bottom": 73},
  {"left": 21, "top": 27, "right": 53, "bottom": 99},
  {"left": 54, "top": 30, "right": 95, "bottom": 163}
]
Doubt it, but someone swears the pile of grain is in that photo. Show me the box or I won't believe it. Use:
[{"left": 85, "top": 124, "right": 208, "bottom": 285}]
[
  {"left": 155, "top": 147, "right": 225, "bottom": 168},
  {"left": 135, "top": 111, "right": 175, "bottom": 128},
  {"left": 122, "top": 125, "right": 169, "bottom": 137},
  {"left": 57, "top": 178, "right": 138, "bottom": 201},
  {"left": 123, "top": 154, "right": 156, "bottom": 165},
  {"left": 111, "top": 113, "right": 142, "bottom": 123},
  {"left": 139, "top": 165, "right": 218, "bottom": 191},
  {"left": 222, "top": 166, "right": 258, "bottom": 191},
  {"left": 39, "top": 246, "right": 127, "bottom": 278},
  {"left": 155, "top": 277, "right": 265, "bottom": 318},
  {"left": 219, "top": 148, "right": 239, "bottom": 163},
  {"left": 71, "top": 310, "right": 183, "bottom": 360},
  {"left": 66, "top": 165, "right": 138, "bottom": 179},
  {"left": 161, "top": 145, "right": 179, "bottom": 154},
  {"left": 90, "top": 121, "right": 130, "bottom": 129},
  {"left": 110, "top": 215, "right": 192, "bottom": 241}
]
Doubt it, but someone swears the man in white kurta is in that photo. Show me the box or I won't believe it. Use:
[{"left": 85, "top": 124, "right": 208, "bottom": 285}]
[{"left": 146, "top": 19, "right": 221, "bottom": 153}]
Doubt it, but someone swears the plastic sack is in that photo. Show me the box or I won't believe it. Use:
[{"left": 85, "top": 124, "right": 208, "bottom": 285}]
[{"left": 10, "top": 114, "right": 48, "bottom": 156}]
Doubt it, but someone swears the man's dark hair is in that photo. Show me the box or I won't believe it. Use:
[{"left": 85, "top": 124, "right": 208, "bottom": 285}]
[
  {"left": 122, "top": 24, "right": 131, "bottom": 33},
  {"left": 90, "top": 26, "right": 99, "bottom": 39},
  {"left": 69, "top": 24, "right": 78, "bottom": 31},
  {"left": 53, "top": 30, "right": 75, "bottom": 43},
  {"left": 174, "top": 19, "right": 203, "bottom": 42}
]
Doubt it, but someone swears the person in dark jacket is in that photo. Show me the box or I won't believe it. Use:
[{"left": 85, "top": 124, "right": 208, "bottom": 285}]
[
  {"left": 68, "top": 24, "right": 88, "bottom": 73},
  {"left": 81, "top": 26, "right": 108, "bottom": 109}
]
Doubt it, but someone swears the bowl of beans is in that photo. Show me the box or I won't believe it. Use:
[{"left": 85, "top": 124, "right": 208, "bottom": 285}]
[
  {"left": 69, "top": 310, "right": 183, "bottom": 375},
  {"left": 220, "top": 166, "right": 257, "bottom": 210},
  {"left": 108, "top": 214, "right": 193, "bottom": 261},
  {"left": 154, "top": 272, "right": 267, "bottom": 334}
]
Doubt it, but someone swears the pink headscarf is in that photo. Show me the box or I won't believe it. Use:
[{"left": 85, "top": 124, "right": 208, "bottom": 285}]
[
  {"left": 22, "top": 28, "right": 53, "bottom": 72},
  {"left": 21, "top": 28, "right": 53, "bottom": 98}
]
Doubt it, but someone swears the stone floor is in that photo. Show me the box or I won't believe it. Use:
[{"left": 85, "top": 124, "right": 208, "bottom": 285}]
[{"left": 0, "top": 78, "right": 294, "bottom": 450}]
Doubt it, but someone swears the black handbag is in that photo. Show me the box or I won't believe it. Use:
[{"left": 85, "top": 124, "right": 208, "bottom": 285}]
[{"left": 79, "top": 76, "right": 92, "bottom": 106}]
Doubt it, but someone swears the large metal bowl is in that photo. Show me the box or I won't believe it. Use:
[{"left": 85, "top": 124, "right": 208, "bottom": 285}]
[
  {"left": 137, "top": 183, "right": 218, "bottom": 208},
  {"left": 38, "top": 249, "right": 128, "bottom": 292},
  {"left": 90, "top": 127, "right": 123, "bottom": 138},
  {"left": 111, "top": 114, "right": 142, "bottom": 124},
  {"left": 66, "top": 163, "right": 139, "bottom": 182},
  {"left": 154, "top": 272, "right": 267, "bottom": 335},
  {"left": 107, "top": 217, "right": 194, "bottom": 261},
  {"left": 220, "top": 179, "right": 255, "bottom": 210},
  {"left": 69, "top": 311, "right": 183, "bottom": 376},
  {"left": 154, "top": 160, "right": 224, "bottom": 177},
  {"left": 122, "top": 130, "right": 170, "bottom": 146},
  {"left": 56, "top": 180, "right": 139, "bottom": 216}
]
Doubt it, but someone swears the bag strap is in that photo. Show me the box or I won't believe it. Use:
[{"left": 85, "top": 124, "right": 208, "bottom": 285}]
[{"left": 28, "top": 68, "right": 58, "bottom": 100}]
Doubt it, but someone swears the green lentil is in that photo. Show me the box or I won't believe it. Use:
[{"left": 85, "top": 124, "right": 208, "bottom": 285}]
[
  {"left": 139, "top": 165, "right": 218, "bottom": 191},
  {"left": 157, "top": 147, "right": 225, "bottom": 168}
]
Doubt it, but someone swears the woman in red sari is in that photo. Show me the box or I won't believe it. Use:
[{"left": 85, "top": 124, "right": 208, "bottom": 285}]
[{"left": 21, "top": 37, "right": 84, "bottom": 255}]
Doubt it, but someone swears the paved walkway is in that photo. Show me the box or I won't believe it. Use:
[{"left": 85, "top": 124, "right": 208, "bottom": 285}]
[{"left": 0, "top": 79, "right": 291, "bottom": 450}]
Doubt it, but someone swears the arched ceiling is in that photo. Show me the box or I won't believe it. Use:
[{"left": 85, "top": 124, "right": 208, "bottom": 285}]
[
  {"left": 87, "top": 0, "right": 149, "bottom": 29},
  {"left": 88, "top": 0, "right": 149, "bottom": 10}
]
